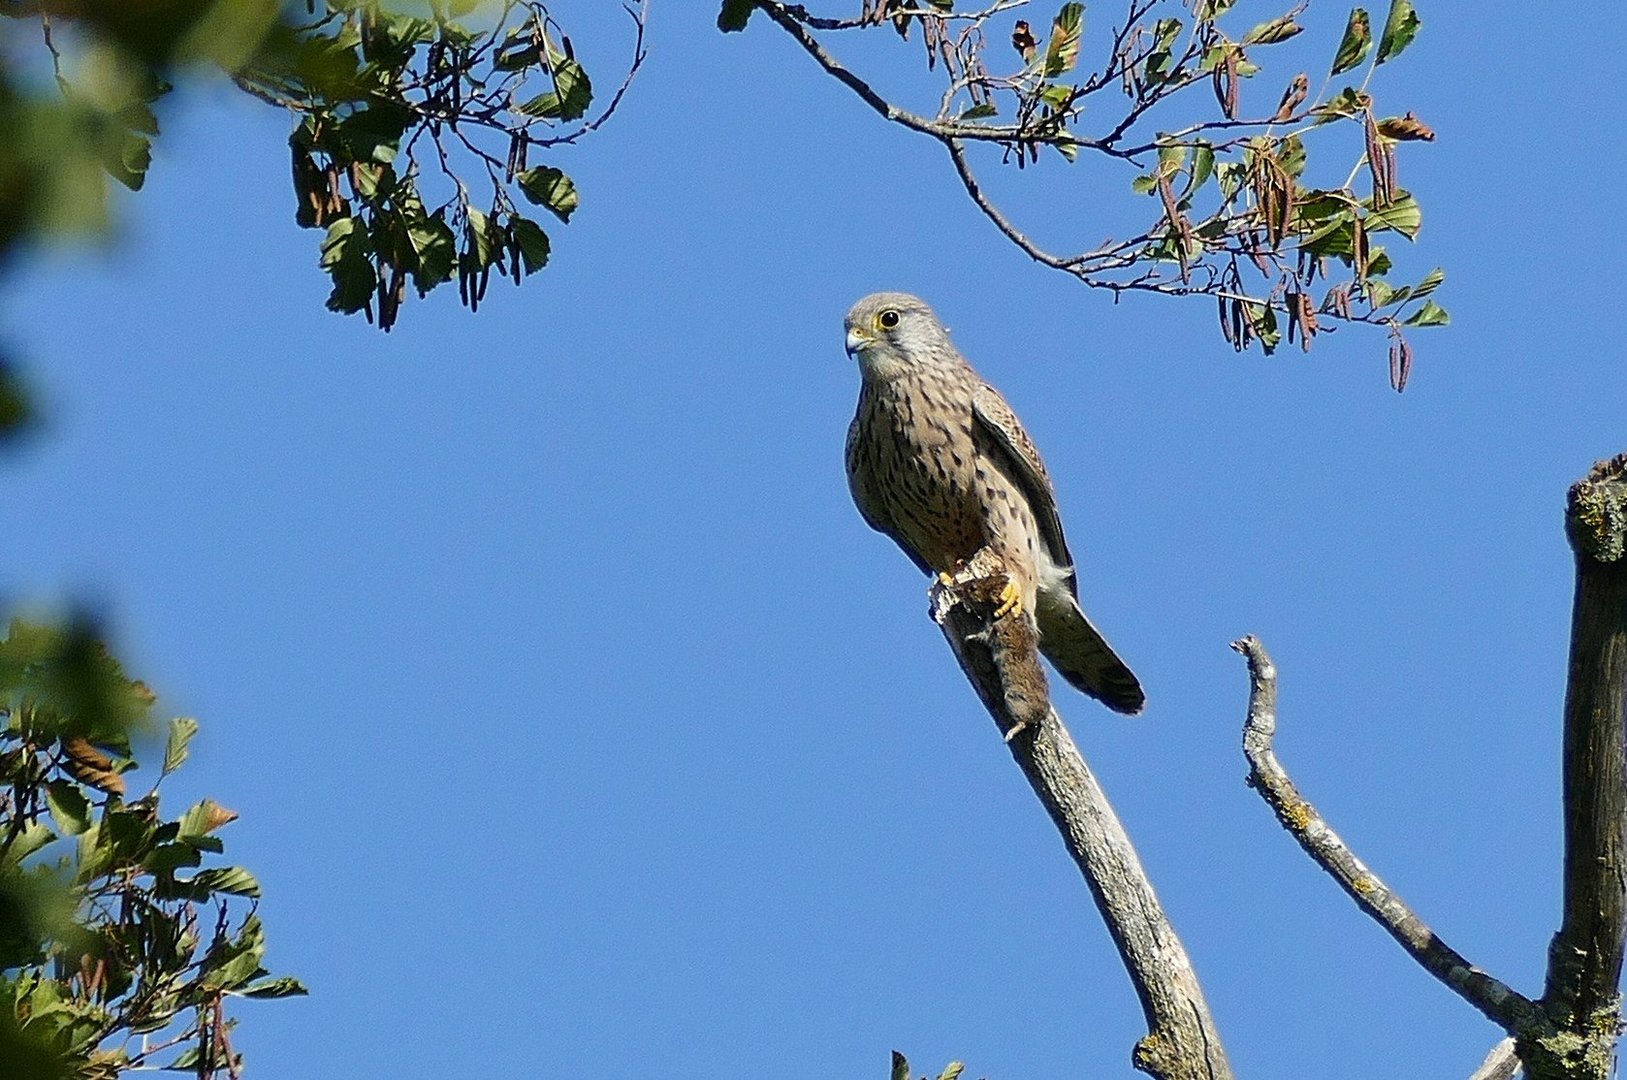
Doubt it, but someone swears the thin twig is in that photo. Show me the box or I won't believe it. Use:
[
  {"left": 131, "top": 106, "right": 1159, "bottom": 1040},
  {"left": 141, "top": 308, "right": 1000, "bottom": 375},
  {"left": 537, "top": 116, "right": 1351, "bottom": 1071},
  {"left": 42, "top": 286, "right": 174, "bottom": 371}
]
[
  {"left": 1230, "top": 634, "right": 1546, "bottom": 1035},
  {"left": 780, "top": 0, "right": 1029, "bottom": 32},
  {"left": 945, "top": 139, "right": 1069, "bottom": 269},
  {"left": 754, "top": 1, "right": 1097, "bottom": 147},
  {"left": 527, "top": 0, "right": 650, "bottom": 147}
]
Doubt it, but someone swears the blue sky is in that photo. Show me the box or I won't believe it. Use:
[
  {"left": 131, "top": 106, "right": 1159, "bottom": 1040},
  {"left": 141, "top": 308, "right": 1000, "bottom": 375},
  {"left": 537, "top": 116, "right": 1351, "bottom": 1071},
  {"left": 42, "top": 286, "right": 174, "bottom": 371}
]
[{"left": 4, "top": 1, "right": 1624, "bottom": 1076}]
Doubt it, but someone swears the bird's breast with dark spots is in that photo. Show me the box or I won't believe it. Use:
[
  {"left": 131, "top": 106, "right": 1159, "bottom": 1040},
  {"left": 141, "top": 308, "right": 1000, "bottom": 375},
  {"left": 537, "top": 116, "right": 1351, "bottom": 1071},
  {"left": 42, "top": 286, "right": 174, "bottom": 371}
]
[{"left": 849, "top": 373, "right": 988, "bottom": 571}]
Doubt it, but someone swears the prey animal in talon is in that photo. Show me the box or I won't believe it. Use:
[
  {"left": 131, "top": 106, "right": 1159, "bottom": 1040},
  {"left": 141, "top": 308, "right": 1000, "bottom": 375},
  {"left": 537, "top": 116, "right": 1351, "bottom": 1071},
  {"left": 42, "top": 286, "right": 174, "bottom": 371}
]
[{"left": 842, "top": 291, "right": 1145, "bottom": 716}]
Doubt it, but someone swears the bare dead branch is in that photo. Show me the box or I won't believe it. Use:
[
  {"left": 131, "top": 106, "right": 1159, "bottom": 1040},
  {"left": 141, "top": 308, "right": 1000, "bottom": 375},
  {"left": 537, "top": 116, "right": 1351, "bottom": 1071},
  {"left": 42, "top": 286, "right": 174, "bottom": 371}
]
[
  {"left": 1230, "top": 634, "right": 1545, "bottom": 1036},
  {"left": 1531, "top": 454, "right": 1627, "bottom": 1076},
  {"left": 932, "top": 559, "right": 1232, "bottom": 1080}
]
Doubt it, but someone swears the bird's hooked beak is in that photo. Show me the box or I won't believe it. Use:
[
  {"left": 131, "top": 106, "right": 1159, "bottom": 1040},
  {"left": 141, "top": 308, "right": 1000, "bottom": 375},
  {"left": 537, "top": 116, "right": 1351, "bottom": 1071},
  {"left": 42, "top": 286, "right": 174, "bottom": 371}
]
[{"left": 844, "top": 325, "right": 875, "bottom": 358}]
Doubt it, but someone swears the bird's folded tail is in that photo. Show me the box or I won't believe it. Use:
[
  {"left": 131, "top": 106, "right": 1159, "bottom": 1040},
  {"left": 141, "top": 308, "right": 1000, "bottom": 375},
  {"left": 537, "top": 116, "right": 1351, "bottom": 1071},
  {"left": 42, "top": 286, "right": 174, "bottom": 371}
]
[{"left": 1034, "top": 589, "right": 1145, "bottom": 715}]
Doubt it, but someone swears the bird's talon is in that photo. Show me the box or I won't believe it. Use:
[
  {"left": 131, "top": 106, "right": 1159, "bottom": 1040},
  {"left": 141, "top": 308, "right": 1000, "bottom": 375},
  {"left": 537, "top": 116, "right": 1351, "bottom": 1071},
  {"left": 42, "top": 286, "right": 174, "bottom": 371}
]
[{"left": 992, "top": 580, "right": 1023, "bottom": 620}]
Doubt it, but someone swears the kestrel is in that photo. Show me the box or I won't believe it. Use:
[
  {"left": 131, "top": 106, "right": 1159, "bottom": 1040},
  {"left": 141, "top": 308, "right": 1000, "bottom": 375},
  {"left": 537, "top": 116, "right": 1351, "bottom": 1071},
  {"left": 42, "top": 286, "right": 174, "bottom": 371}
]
[{"left": 843, "top": 292, "right": 1144, "bottom": 715}]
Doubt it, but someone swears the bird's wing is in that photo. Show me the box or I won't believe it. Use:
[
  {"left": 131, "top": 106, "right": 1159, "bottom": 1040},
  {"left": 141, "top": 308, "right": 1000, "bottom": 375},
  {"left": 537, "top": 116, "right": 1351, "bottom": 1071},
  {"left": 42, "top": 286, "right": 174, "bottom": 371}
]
[
  {"left": 846, "top": 414, "right": 933, "bottom": 575},
  {"left": 971, "top": 382, "right": 1076, "bottom": 582}
]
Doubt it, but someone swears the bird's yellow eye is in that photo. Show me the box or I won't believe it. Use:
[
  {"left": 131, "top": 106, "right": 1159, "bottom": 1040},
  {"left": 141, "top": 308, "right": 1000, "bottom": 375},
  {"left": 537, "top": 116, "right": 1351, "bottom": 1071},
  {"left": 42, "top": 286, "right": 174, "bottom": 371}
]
[{"left": 876, "top": 309, "right": 901, "bottom": 331}]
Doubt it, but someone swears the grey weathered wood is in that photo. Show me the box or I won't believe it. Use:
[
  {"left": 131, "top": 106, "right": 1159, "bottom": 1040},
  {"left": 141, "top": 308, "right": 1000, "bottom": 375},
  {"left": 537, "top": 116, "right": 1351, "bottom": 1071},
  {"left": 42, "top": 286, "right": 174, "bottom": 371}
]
[
  {"left": 1233, "top": 635, "right": 1543, "bottom": 1033},
  {"left": 1527, "top": 455, "right": 1627, "bottom": 1080},
  {"left": 1468, "top": 1039, "right": 1520, "bottom": 1080},
  {"left": 931, "top": 570, "right": 1231, "bottom": 1080},
  {"left": 1234, "top": 454, "right": 1627, "bottom": 1080}
]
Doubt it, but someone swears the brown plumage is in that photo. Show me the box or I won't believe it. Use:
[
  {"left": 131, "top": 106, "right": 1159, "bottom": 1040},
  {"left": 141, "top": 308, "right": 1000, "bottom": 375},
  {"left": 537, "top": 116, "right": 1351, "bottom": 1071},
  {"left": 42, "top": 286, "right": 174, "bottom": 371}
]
[{"left": 843, "top": 291, "right": 1144, "bottom": 715}]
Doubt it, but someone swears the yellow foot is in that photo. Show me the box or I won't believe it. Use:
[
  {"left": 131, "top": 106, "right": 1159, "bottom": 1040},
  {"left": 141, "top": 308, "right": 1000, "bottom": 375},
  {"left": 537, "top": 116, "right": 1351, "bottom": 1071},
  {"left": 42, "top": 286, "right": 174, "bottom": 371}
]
[
  {"left": 992, "top": 579, "right": 1023, "bottom": 620},
  {"left": 937, "top": 570, "right": 957, "bottom": 587}
]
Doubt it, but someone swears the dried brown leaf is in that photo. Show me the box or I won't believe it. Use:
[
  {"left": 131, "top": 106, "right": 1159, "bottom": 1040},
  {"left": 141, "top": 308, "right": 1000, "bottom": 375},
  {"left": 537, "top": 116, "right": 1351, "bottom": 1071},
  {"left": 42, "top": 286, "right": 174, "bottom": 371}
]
[
  {"left": 202, "top": 799, "right": 240, "bottom": 832},
  {"left": 1012, "top": 20, "right": 1038, "bottom": 63},
  {"left": 61, "top": 735, "right": 125, "bottom": 796},
  {"left": 1274, "top": 72, "right": 1308, "bottom": 122},
  {"left": 1377, "top": 111, "right": 1436, "bottom": 141}
]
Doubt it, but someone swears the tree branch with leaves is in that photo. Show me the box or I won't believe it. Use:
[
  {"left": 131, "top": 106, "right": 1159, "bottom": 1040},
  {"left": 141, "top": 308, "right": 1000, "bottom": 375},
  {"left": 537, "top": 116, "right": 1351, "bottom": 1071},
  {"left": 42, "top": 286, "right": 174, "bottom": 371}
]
[
  {"left": 722, "top": 0, "right": 1446, "bottom": 388},
  {"left": 0, "top": 0, "right": 647, "bottom": 333},
  {"left": 0, "top": 618, "right": 303, "bottom": 1080}
]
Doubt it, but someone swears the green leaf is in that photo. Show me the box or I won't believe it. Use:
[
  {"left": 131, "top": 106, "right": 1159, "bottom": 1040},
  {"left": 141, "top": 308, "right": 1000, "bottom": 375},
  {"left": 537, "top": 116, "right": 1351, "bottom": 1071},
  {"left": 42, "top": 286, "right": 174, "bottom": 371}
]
[
  {"left": 1364, "top": 190, "right": 1420, "bottom": 238},
  {"left": 177, "top": 799, "right": 233, "bottom": 844},
  {"left": 1375, "top": 0, "right": 1421, "bottom": 64},
  {"left": 1314, "top": 86, "right": 1369, "bottom": 124},
  {"left": 203, "top": 950, "right": 268, "bottom": 992},
  {"left": 1245, "top": 301, "right": 1281, "bottom": 354},
  {"left": 519, "top": 59, "right": 593, "bottom": 122},
  {"left": 350, "top": 162, "right": 390, "bottom": 200},
  {"left": 718, "top": 0, "right": 755, "bottom": 31},
  {"left": 958, "top": 102, "right": 998, "bottom": 120},
  {"left": 891, "top": 1051, "right": 911, "bottom": 1080},
  {"left": 1131, "top": 173, "right": 1159, "bottom": 195},
  {"left": 381, "top": 13, "right": 437, "bottom": 49},
  {"left": 516, "top": 166, "right": 579, "bottom": 223},
  {"left": 319, "top": 217, "right": 377, "bottom": 315},
  {"left": 105, "top": 130, "right": 152, "bottom": 192},
  {"left": 240, "top": 976, "right": 310, "bottom": 999},
  {"left": 938, "top": 1064, "right": 965, "bottom": 1080},
  {"left": 143, "top": 841, "right": 204, "bottom": 873},
  {"left": 1276, "top": 135, "right": 1307, "bottom": 177},
  {"left": 465, "top": 206, "right": 496, "bottom": 269},
  {"left": 510, "top": 216, "right": 551, "bottom": 276},
  {"left": 406, "top": 215, "right": 457, "bottom": 289},
  {"left": 162, "top": 717, "right": 198, "bottom": 776},
  {"left": 1410, "top": 266, "right": 1445, "bottom": 299},
  {"left": 190, "top": 866, "right": 261, "bottom": 898},
  {"left": 1187, "top": 143, "right": 1215, "bottom": 195},
  {"left": 1043, "top": 4, "right": 1085, "bottom": 77},
  {"left": 1, "top": 618, "right": 153, "bottom": 747},
  {"left": 493, "top": 41, "right": 543, "bottom": 71},
  {"left": 10, "top": 820, "right": 58, "bottom": 862},
  {"left": 168, "top": 1047, "right": 202, "bottom": 1071},
  {"left": 1330, "top": 8, "right": 1372, "bottom": 75},
  {"left": 1403, "top": 299, "right": 1449, "bottom": 326},
  {"left": 1037, "top": 82, "right": 1074, "bottom": 109},
  {"left": 45, "top": 780, "right": 91, "bottom": 836},
  {"left": 338, "top": 102, "right": 412, "bottom": 165},
  {"left": 1243, "top": 17, "right": 1302, "bottom": 45}
]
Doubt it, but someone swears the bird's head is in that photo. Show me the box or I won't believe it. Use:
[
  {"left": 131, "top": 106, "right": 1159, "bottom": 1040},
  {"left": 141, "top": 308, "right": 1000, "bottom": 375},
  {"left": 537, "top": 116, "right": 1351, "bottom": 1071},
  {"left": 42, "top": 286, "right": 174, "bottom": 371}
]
[{"left": 843, "top": 292, "right": 957, "bottom": 381}]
